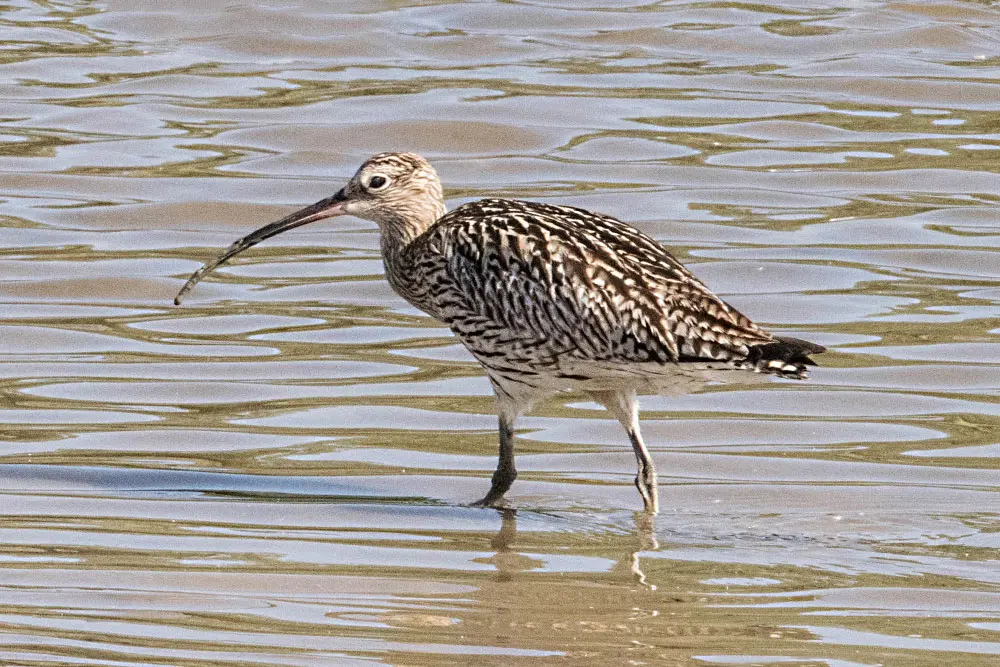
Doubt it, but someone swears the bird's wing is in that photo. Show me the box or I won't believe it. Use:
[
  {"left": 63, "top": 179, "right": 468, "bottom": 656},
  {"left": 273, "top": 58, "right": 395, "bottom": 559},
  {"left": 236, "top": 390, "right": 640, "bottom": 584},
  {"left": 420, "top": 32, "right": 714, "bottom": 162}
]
[{"left": 407, "top": 199, "right": 774, "bottom": 365}]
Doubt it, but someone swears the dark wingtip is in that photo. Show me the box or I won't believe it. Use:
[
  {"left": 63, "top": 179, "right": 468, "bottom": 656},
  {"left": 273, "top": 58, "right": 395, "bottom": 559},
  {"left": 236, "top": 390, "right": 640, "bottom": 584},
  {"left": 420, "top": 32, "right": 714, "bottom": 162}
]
[
  {"left": 773, "top": 336, "right": 825, "bottom": 356},
  {"left": 747, "top": 336, "right": 826, "bottom": 378}
]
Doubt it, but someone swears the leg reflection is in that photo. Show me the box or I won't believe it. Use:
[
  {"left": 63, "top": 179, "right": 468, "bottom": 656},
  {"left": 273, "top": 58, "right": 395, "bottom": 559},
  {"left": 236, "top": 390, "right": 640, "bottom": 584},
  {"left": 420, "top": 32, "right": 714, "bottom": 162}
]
[
  {"left": 630, "top": 511, "right": 659, "bottom": 590},
  {"left": 485, "top": 509, "right": 660, "bottom": 587},
  {"left": 490, "top": 507, "right": 517, "bottom": 551},
  {"left": 487, "top": 508, "right": 539, "bottom": 582}
]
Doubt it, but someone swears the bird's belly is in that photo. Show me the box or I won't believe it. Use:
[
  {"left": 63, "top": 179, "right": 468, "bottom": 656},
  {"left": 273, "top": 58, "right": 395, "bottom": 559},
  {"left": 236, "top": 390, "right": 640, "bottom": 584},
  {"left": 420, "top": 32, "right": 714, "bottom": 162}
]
[
  {"left": 550, "top": 358, "right": 768, "bottom": 396},
  {"left": 459, "top": 329, "right": 766, "bottom": 398}
]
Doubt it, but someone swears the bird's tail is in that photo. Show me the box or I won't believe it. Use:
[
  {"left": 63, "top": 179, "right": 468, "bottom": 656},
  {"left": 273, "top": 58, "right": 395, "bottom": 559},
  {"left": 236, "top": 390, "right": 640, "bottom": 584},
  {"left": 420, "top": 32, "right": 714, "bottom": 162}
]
[{"left": 742, "top": 336, "right": 826, "bottom": 379}]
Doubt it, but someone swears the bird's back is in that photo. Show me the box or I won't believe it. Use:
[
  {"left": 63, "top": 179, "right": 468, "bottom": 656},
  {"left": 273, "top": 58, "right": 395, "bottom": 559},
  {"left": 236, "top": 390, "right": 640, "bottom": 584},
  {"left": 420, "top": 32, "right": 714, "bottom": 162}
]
[{"left": 393, "top": 198, "right": 822, "bottom": 382}]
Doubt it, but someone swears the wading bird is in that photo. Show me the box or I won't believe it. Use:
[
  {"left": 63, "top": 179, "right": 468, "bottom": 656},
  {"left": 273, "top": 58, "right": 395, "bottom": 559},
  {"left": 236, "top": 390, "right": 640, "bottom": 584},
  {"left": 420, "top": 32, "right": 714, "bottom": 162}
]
[{"left": 175, "top": 152, "right": 824, "bottom": 513}]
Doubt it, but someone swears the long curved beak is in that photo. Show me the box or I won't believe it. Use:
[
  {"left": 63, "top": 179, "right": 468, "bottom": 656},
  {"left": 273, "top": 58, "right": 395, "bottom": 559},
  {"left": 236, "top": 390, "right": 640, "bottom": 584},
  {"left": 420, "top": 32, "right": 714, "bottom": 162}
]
[{"left": 174, "top": 189, "right": 349, "bottom": 305}]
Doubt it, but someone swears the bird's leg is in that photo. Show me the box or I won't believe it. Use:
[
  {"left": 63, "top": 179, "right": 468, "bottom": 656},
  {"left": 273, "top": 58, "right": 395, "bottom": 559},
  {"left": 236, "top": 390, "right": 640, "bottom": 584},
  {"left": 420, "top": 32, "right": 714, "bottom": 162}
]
[
  {"left": 472, "top": 410, "right": 517, "bottom": 508},
  {"left": 627, "top": 425, "right": 659, "bottom": 515},
  {"left": 587, "top": 389, "right": 659, "bottom": 515}
]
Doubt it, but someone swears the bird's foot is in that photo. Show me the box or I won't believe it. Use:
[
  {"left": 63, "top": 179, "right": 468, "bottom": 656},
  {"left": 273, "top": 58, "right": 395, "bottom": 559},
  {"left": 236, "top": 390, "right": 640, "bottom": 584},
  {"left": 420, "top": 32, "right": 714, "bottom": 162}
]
[
  {"left": 469, "top": 492, "right": 511, "bottom": 509},
  {"left": 635, "top": 470, "right": 659, "bottom": 515},
  {"left": 471, "top": 468, "right": 517, "bottom": 509}
]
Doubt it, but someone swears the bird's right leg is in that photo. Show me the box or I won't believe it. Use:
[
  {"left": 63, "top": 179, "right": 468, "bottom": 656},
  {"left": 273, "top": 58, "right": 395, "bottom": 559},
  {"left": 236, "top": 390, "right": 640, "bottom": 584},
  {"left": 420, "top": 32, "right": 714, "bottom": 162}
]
[{"left": 587, "top": 389, "right": 659, "bottom": 514}]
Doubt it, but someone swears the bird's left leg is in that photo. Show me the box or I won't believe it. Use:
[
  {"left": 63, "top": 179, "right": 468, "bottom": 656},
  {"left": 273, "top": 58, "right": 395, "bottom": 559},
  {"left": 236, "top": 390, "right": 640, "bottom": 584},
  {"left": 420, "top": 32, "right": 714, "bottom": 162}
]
[
  {"left": 472, "top": 388, "right": 530, "bottom": 508},
  {"left": 473, "top": 408, "right": 517, "bottom": 508},
  {"left": 587, "top": 389, "right": 659, "bottom": 514}
]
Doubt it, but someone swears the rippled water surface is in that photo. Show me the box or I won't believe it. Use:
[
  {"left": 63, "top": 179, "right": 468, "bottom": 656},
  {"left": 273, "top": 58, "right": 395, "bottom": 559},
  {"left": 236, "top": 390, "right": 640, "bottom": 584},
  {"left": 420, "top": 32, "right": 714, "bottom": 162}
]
[{"left": 2, "top": 1, "right": 1000, "bottom": 664}]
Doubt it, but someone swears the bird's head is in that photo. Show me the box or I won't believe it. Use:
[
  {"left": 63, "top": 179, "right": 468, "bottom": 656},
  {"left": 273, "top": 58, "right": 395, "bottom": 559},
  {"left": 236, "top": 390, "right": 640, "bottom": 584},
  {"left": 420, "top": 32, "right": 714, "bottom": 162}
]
[
  {"left": 174, "top": 152, "right": 446, "bottom": 305},
  {"left": 338, "top": 152, "right": 446, "bottom": 228}
]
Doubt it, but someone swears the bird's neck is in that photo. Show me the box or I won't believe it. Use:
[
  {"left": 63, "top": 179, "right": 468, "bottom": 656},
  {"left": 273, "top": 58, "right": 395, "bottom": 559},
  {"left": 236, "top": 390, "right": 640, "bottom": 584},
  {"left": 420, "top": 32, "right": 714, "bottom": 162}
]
[
  {"left": 378, "top": 203, "right": 445, "bottom": 295},
  {"left": 378, "top": 204, "right": 442, "bottom": 251}
]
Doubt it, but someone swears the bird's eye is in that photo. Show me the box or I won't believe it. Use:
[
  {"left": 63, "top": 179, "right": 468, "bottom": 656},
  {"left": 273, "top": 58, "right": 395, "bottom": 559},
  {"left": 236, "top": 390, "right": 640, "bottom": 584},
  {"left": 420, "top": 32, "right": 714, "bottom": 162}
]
[{"left": 367, "top": 175, "right": 388, "bottom": 190}]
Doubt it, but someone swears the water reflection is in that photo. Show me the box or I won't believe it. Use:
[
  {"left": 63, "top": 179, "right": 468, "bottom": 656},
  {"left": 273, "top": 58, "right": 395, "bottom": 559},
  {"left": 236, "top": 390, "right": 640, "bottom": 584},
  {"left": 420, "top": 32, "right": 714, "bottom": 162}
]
[
  {"left": 487, "top": 509, "right": 530, "bottom": 582},
  {"left": 482, "top": 509, "right": 658, "bottom": 592},
  {"left": 630, "top": 512, "right": 659, "bottom": 590}
]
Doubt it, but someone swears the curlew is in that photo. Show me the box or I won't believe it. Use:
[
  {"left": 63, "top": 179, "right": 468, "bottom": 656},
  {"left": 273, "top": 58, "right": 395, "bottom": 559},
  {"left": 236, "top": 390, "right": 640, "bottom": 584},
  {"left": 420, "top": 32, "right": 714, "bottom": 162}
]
[{"left": 175, "top": 152, "right": 824, "bottom": 513}]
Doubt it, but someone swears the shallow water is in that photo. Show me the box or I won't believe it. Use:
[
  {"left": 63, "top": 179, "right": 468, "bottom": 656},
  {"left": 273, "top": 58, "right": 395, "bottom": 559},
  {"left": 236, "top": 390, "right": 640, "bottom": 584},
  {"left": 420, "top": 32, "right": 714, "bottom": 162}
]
[{"left": 1, "top": 0, "right": 999, "bottom": 664}]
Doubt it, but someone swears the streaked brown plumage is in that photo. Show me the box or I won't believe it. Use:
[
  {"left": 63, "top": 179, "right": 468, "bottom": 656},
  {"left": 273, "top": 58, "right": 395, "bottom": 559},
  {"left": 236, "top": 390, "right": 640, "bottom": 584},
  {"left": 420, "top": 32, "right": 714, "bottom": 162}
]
[{"left": 176, "top": 152, "right": 825, "bottom": 513}]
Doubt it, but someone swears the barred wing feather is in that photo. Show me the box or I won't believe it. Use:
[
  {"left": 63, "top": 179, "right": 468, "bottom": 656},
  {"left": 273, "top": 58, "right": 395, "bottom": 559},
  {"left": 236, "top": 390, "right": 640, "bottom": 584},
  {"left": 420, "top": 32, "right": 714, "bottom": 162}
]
[{"left": 406, "top": 199, "right": 775, "bottom": 367}]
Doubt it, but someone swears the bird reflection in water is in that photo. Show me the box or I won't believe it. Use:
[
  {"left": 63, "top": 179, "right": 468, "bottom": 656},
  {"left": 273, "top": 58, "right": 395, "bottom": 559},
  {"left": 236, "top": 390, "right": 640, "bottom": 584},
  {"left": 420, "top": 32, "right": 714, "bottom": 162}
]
[{"left": 484, "top": 508, "right": 659, "bottom": 590}]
